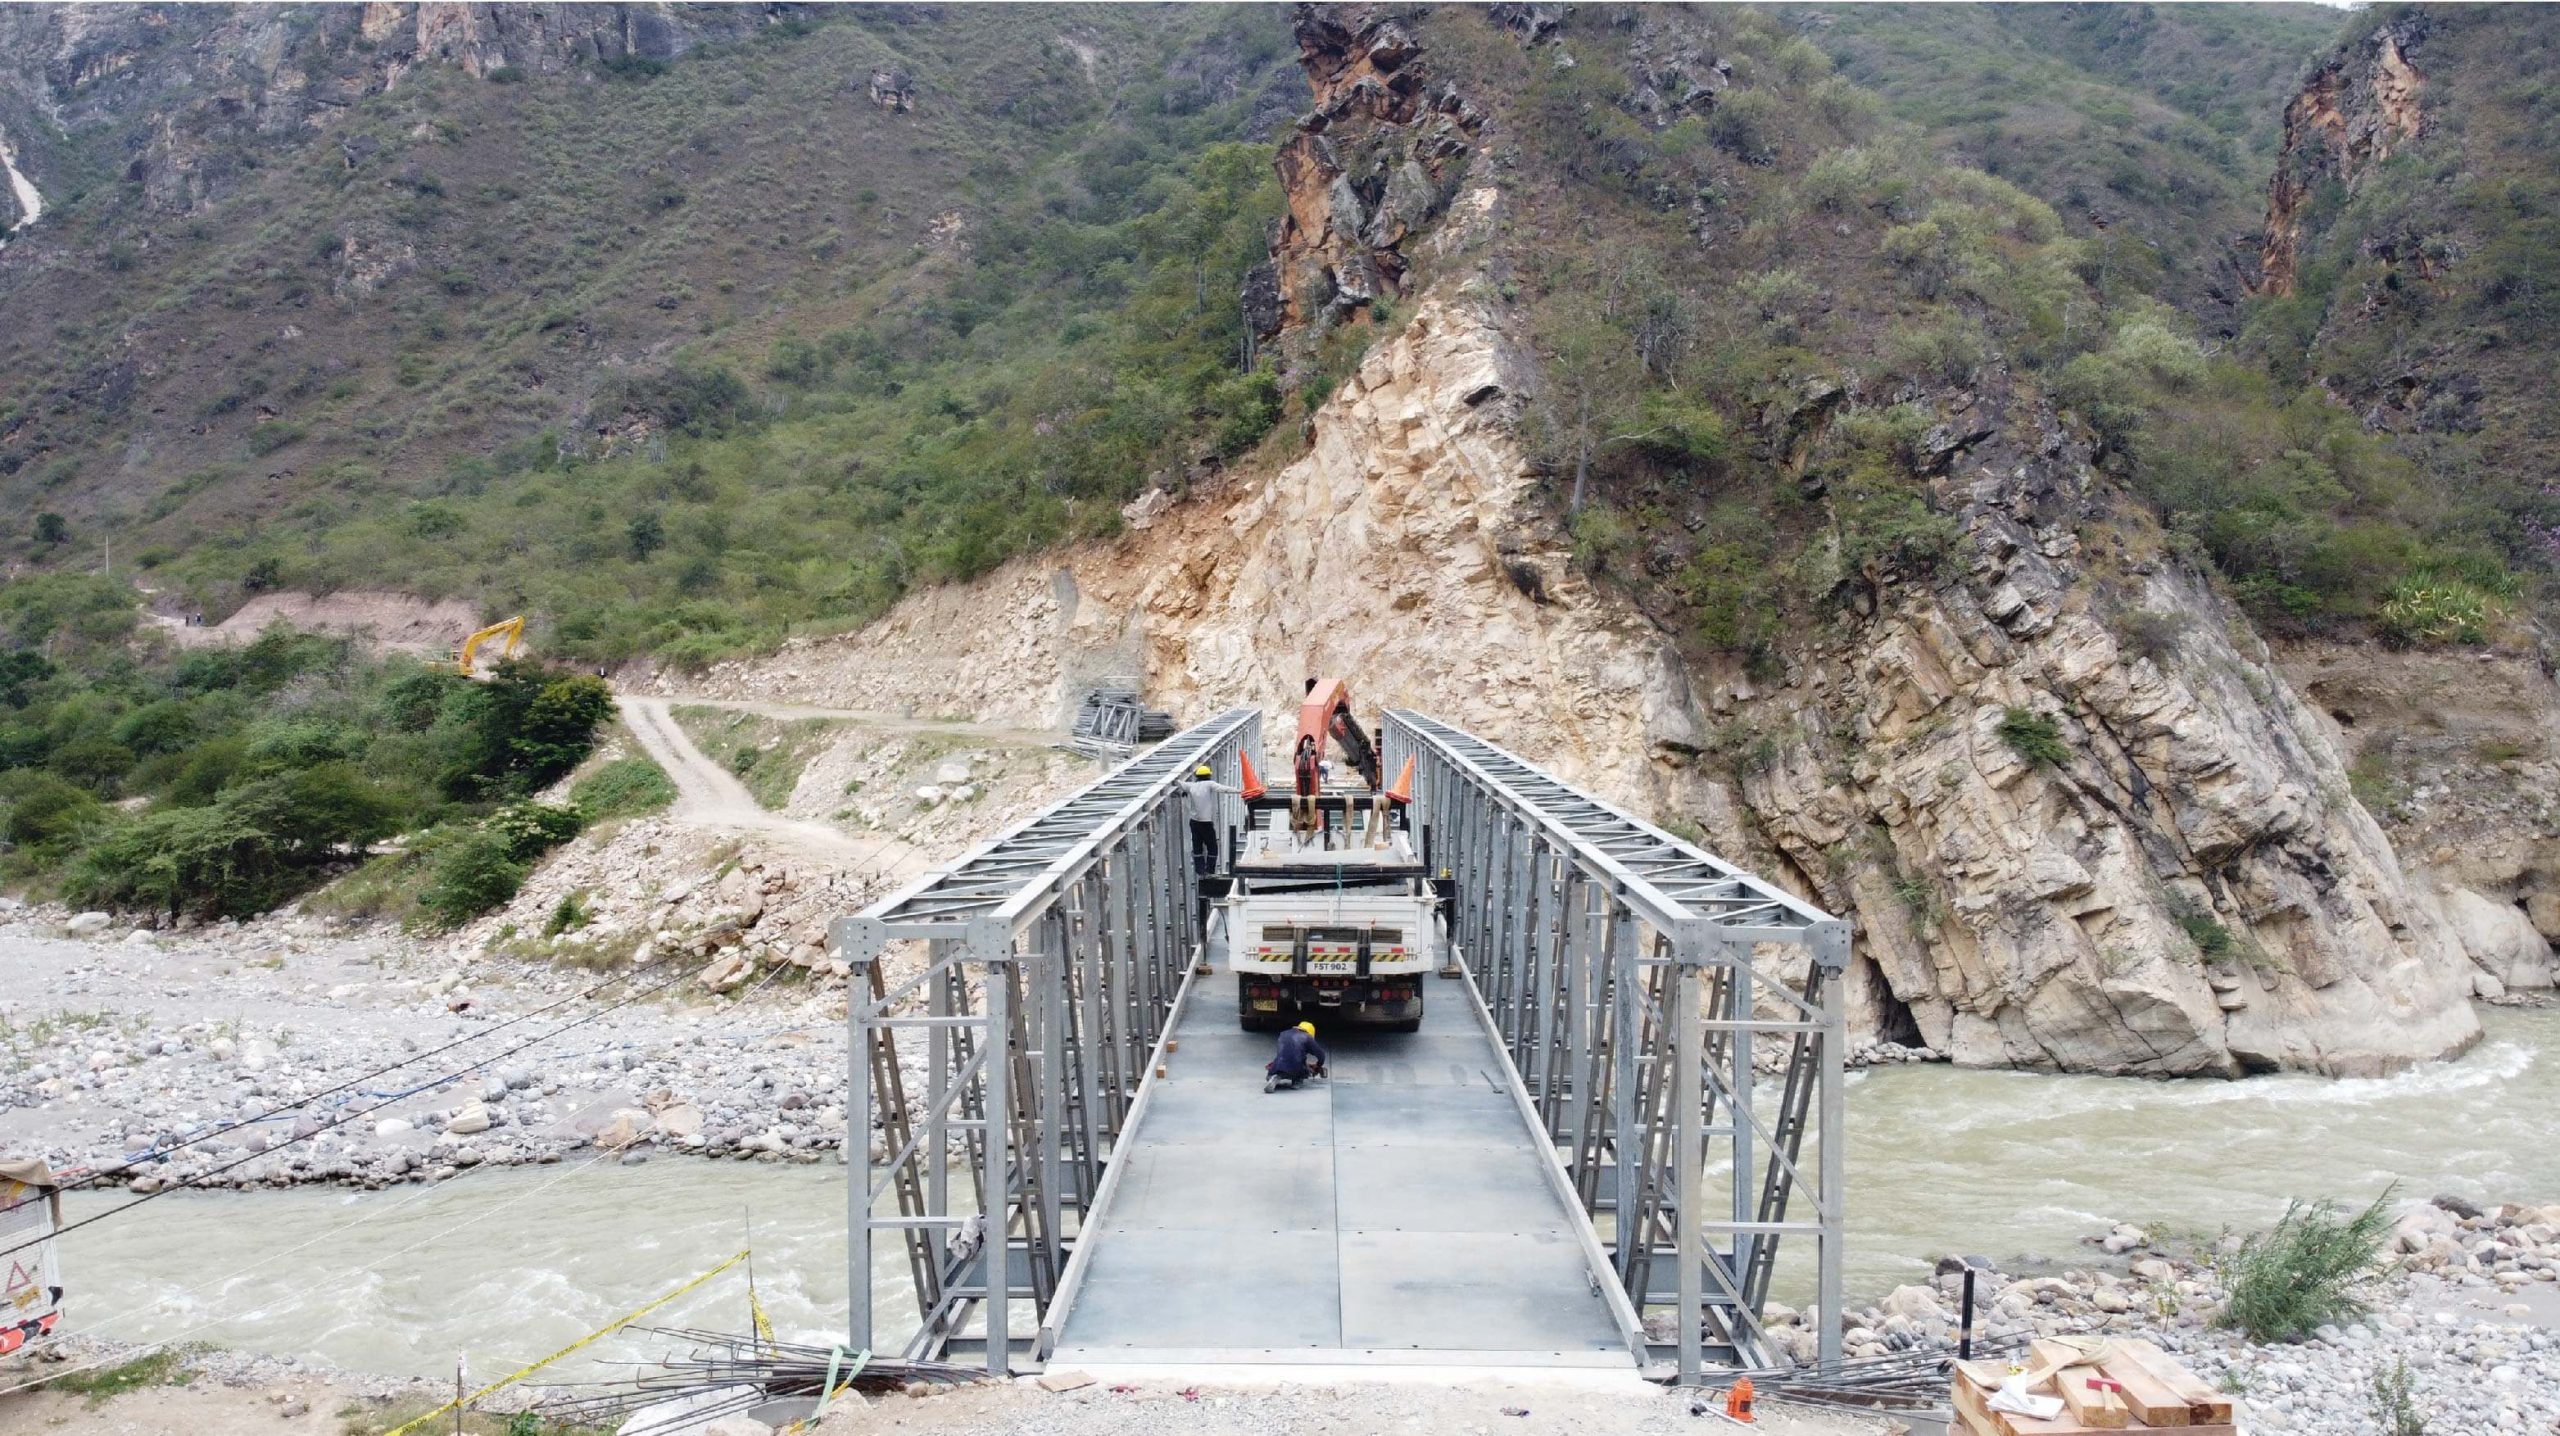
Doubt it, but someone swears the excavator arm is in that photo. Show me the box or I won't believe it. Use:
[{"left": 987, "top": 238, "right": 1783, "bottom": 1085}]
[
  {"left": 1297, "top": 678, "right": 1382, "bottom": 790},
  {"left": 455, "top": 615, "right": 525, "bottom": 678}
]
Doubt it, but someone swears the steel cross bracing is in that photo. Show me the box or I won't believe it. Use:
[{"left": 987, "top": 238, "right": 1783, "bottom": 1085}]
[
  {"left": 1384, "top": 711, "right": 1852, "bottom": 1384},
  {"left": 831, "top": 709, "right": 1260, "bottom": 1376}
]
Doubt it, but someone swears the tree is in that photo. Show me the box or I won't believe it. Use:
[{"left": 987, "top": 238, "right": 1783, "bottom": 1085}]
[
  {"left": 31, "top": 513, "right": 67, "bottom": 547},
  {"left": 627, "top": 510, "right": 666, "bottom": 560},
  {"left": 1529, "top": 299, "right": 1644, "bottom": 514}
]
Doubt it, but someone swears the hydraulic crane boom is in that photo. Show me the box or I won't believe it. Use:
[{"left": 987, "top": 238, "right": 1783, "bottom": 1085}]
[{"left": 1297, "top": 677, "right": 1381, "bottom": 790}]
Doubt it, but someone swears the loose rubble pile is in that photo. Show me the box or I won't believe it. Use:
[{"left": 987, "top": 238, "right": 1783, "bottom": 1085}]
[
  {"left": 469, "top": 824, "right": 878, "bottom": 989},
  {"left": 1755, "top": 1199, "right": 2560, "bottom": 1436}
]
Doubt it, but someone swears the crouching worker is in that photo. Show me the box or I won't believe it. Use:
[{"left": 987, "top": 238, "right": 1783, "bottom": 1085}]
[{"left": 1263, "top": 1020, "right": 1328, "bottom": 1093}]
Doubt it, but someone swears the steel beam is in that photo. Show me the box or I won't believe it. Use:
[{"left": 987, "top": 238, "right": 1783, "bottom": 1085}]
[
  {"left": 1383, "top": 712, "right": 1849, "bottom": 1385},
  {"left": 832, "top": 710, "right": 1261, "bottom": 1374}
]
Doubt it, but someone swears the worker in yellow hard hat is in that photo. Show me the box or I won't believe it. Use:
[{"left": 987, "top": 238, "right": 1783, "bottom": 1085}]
[
  {"left": 1263, "top": 1019, "right": 1328, "bottom": 1093},
  {"left": 1181, "top": 762, "right": 1239, "bottom": 878}
]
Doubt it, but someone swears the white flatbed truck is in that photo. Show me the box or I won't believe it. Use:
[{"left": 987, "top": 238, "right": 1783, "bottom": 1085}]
[{"left": 1223, "top": 795, "right": 1442, "bottom": 1033}]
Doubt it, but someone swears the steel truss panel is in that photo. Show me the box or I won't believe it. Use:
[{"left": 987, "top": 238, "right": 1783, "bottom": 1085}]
[
  {"left": 832, "top": 707, "right": 1845, "bottom": 1389},
  {"left": 832, "top": 710, "right": 1262, "bottom": 1377},
  {"left": 1384, "top": 712, "right": 1850, "bottom": 1385}
]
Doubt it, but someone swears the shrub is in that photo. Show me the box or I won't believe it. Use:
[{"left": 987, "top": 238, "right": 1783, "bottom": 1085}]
[
  {"left": 2376, "top": 580, "right": 2494, "bottom": 646},
  {"left": 2217, "top": 1188, "right": 2397, "bottom": 1343},
  {"left": 2371, "top": 1356, "right": 2427, "bottom": 1436},
  {"left": 60, "top": 767, "right": 403, "bottom": 918},
  {"left": 545, "top": 890, "right": 591, "bottom": 937},
  {"left": 2116, "top": 608, "right": 2187, "bottom": 664},
  {"left": 1708, "top": 89, "right": 1786, "bottom": 165},
  {"left": 1570, "top": 504, "right": 1639, "bottom": 576},
  {"left": 2179, "top": 908, "right": 2237, "bottom": 959},
  {"left": 418, "top": 828, "right": 530, "bottom": 928},
  {"left": 0, "top": 771, "right": 100, "bottom": 849},
  {"left": 1997, "top": 707, "right": 2070, "bottom": 768},
  {"left": 569, "top": 756, "right": 677, "bottom": 821},
  {"left": 483, "top": 801, "right": 585, "bottom": 862}
]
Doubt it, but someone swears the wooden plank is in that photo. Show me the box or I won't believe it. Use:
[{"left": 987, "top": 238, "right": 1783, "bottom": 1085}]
[
  {"left": 2109, "top": 1337, "right": 2237, "bottom": 1423},
  {"left": 1949, "top": 1369, "right": 2120, "bottom": 1436},
  {"left": 2094, "top": 1346, "right": 2193, "bottom": 1427},
  {"left": 2031, "top": 1340, "right": 2129, "bottom": 1430}
]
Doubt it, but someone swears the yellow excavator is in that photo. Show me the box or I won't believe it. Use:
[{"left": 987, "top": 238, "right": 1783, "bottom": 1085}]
[{"left": 454, "top": 615, "right": 525, "bottom": 678}]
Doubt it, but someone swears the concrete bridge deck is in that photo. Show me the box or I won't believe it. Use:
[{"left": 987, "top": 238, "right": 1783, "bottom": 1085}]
[{"left": 1047, "top": 959, "right": 1638, "bottom": 1369}]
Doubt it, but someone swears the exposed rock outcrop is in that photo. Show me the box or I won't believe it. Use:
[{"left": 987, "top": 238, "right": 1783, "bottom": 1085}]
[
  {"left": 2258, "top": 14, "right": 2428, "bottom": 297},
  {"left": 1248, "top": 5, "right": 1482, "bottom": 348},
  {"left": 0, "top": 4, "right": 788, "bottom": 215},
  {"left": 2280, "top": 639, "right": 2560, "bottom": 998},
  {"left": 1686, "top": 378, "right": 2478, "bottom": 1076}
]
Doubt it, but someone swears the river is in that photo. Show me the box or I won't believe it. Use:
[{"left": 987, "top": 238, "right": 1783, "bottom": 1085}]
[{"left": 53, "top": 1007, "right": 2559, "bottom": 1381}]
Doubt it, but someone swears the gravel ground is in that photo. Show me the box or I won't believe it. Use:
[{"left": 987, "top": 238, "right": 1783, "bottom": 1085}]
[
  {"left": 1812, "top": 1199, "right": 2560, "bottom": 1436},
  {"left": 0, "top": 904, "right": 860, "bottom": 1193},
  {"left": 0, "top": 1351, "right": 1888, "bottom": 1436}
]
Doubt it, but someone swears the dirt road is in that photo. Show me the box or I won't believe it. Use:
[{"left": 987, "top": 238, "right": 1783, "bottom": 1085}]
[{"left": 615, "top": 695, "right": 926, "bottom": 881}]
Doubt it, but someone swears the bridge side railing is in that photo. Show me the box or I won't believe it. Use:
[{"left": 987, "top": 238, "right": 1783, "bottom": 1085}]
[
  {"left": 832, "top": 709, "right": 1261, "bottom": 1376},
  {"left": 1384, "top": 711, "right": 1850, "bottom": 1383}
]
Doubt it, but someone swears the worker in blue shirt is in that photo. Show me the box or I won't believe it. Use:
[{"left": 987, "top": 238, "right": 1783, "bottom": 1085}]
[{"left": 1264, "top": 1020, "right": 1328, "bottom": 1092}]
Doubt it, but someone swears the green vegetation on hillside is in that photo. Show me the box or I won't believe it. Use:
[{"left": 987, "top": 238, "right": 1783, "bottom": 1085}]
[
  {"left": 0, "top": 6, "right": 1299, "bottom": 667},
  {"left": 1465, "top": 4, "right": 2517, "bottom": 670},
  {"left": 2238, "top": 6, "right": 2560, "bottom": 607},
  {"left": 1793, "top": 3, "right": 2339, "bottom": 320},
  {"left": 0, "top": 574, "right": 610, "bottom": 920}
]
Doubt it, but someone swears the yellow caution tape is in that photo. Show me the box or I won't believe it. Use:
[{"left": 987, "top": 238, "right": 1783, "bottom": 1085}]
[
  {"left": 383, "top": 1249, "right": 749, "bottom": 1436},
  {"left": 750, "top": 1271, "right": 777, "bottom": 1350}
]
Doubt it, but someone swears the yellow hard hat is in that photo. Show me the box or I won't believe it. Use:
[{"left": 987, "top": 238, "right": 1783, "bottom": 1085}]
[
  {"left": 1296, "top": 1021, "right": 1316, "bottom": 1036},
  {"left": 1195, "top": 764, "right": 1213, "bottom": 777}
]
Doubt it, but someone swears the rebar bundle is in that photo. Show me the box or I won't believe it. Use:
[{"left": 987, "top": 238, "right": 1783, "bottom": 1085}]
[
  {"left": 1732, "top": 1335, "right": 2029, "bottom": 1413},
  {"left": 532, "top": 1328, "right": 980, "bottom": 1434}
]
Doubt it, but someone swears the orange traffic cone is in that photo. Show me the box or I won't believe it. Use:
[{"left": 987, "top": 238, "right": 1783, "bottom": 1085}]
[
  {"left": 1724, "top": 1377, "right": 1755, "bottom": 1424},
  {"left": 1239, "top": 752, "right": 1266, "bottom": 800},
  {"left": 1383, "top": 754, "right": 1414, "bottom": 804}
]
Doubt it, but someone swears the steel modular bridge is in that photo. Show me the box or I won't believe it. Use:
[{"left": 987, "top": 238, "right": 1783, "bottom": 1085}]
[{"left": 833, "top": 709, "right": 1848, "bottom": 1385}]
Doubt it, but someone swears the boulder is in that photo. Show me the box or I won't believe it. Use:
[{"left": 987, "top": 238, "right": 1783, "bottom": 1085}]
[
  {"left": 1879, "top": 1284, "right": 1951, "bottom": 1328},
  {"left": 2441, "top": 886, "right": 2556, "bottom": 990},
  {"left": 64, "top": 911, "right": 113, "bottom": 936},
  {"left": 446, "top": 1103, "right": 493, "bottom": 1137}
]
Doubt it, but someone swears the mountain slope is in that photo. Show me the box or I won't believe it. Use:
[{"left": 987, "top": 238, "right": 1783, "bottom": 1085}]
[
  {"left": 1791, "top": 2, "right": 2341, "bottom": 325},
  {"left": 0, "top": 3, "right": 1303, "bottom": 660}
]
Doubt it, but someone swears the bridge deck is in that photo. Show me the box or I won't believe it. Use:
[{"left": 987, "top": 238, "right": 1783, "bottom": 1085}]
[{"left": 1048, "top": 961, "right": 1636, "bottom": 1368}]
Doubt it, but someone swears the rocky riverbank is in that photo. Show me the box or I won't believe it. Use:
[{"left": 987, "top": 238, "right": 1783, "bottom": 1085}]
[
  {"left": 0, "top": 903, "right": 865, "bottom": 1193},
  {"left": 1778, "top": 1195, "right": 2560, "bottom": 1436}
]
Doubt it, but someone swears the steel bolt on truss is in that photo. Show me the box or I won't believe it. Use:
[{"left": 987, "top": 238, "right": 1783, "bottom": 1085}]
[
  {"left": 1383, "top": 712, "right": 1850, "bottom": 1383},
  {"left": 832, "top": 709, "right": 1261, "bottom": 1375},
  {"left": 832, "top": 706, "right": 1847, "bottom": 1388}
]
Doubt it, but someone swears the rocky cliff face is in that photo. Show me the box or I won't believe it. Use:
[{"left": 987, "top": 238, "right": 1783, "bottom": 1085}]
[
  {"left": 1247, "top": 7, "right": 1482, "bottom": 359},
  {"left": 0, "top": 3, "right": 785, "bottom": 216},
  {"left": 2279, "top": 640, "right": 2560, "bottom": 1000},
  {"left": 1681, "top": 380, "right": 2479, "bottom": 1077},
  {"left": 2257, "top": 13, "right": 2427, "bottom": 297}
]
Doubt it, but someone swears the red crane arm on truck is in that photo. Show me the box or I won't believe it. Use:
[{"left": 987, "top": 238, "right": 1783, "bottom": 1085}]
[{"left": 1298, "top": 678, "right": 1383, "bottom": 790}]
